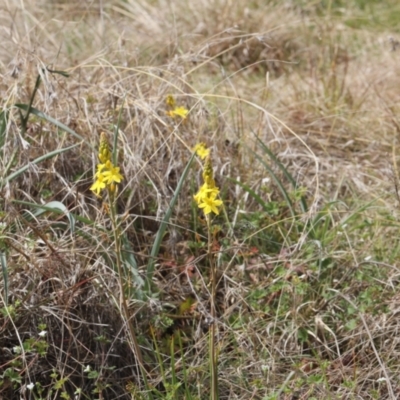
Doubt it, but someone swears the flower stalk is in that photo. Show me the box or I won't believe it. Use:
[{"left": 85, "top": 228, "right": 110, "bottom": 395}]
[
  {"left": 91, "top": 133, "right": 148, "bottom": 386},
  {"left": 193, "top": 143, "right": 221, "bottom": 400}
]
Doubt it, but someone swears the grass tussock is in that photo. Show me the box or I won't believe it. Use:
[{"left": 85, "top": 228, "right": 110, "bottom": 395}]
[{"left": 1, "top": 0, "right": 400, "bottom": 399}]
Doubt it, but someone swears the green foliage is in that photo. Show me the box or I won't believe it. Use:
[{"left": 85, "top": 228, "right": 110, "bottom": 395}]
[
  {"left": 1, "top": 368, "right": 21, "bottom": 388},
  {"left": 0, "top": 109, "right": 8, "bottom": 153}
]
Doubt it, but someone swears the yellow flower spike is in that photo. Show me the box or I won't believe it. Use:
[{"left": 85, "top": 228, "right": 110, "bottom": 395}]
[
  {"left": 166, "top": 95, "right": 176, "bottom": 108},
  {"left": 194, "top": 154, "right": 223, "bottom": 215},
  {"left": 202, "top": 156, "right": 216, "bottom": 187},
  {"left": 98, "top": 132, "right": 111, "bottom": 163},
  {"left": 193, "top": 143, "right": 210, "bottom": 160},
  {"left": 92, "top": 134, "right": 124, "bottom": 197}
]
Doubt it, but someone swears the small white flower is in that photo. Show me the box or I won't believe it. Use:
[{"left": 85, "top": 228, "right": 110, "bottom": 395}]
[
  {"left": 83, "top": 365, "right": 91, "bottom": 372},
  {"left": 364, "top": 255, "right": 372, "bottom": 261},
  {"left": 377, "top": 377, "right": 387, "bottom": 383},
  {"left": 13, "top": 346, "right": 21, "bottom": 354},
  {"left": 261, "top": 364, "right": 269, "bottom": 372},
  {"left": 27, "top": 382, "right": 35, "bottom": 390},
  {"left": 38, "top": 330, "right": 47, "bottom": 337}
]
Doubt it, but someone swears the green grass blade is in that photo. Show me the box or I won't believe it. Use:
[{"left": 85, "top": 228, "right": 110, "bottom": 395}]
[
  {"left": 12, "top": 199, "right": 105, "bottom": 231},
  {"left": 253, "top": 134, "right": 308, "bottom": 213},
  {"left": 121, "top": 233, "right": 144, "bottom": 298},
  {"left": 177, "top": 331, "right": 193, "bottom": 400},
  {"left": 20, "top": 74, "right": 42, "bottom": 137},
  {"left": 112, "top": 94, "right": 126, "bottom": 166},
  {"left": 2, "top": 143, "right": 80, "bottom": 186},
  {"left": 145, "top": 152, "right": 196, "bottom": 293},
  {"left": 0, "top": 109, "right": 8, "bottom": 151},
  {"left": 227, "top": 177, "right": 271, "bottom": 213},
  {"left": 0, "top": 251, "right": 8, "bottom": 307},
  {"left": 31, "top": 200, "right": 76, "bottom": 234},
  {"left": 14, "top": 104, "right": 92, "bottom": 148},
  {"left": 170, "top": 334, "right": 179, "bottom": 400},
  {"left": 45, "top": 67, "right": 69, "bottom": 78},
  {"left": 247, "top": 146, "right": 296, "bottom": 219}
]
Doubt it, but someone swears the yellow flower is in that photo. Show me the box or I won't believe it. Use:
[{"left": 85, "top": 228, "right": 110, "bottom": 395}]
[
  {"left": 90, "top": 174, "right": 107, "bottom": 196},
  {"left": 102, "top": 164, "right": 124, "bottom": 185},
  {"left": 194, "top": 183, "right": 219, "bottom": 204},
  {"left": 193, "top": 141, "right": 223, "bottom": 215},
  {"left": 95, "top": 161, "right": 108, "bottom": 177},
  {"left": 167, "top": 106, "right": 189, "bottom": 119},
  {"left": 198, "top": 193, "right": 223, "bottom": 215},
  {"left": 193, "top": 143, "right": 210, "bottom": 160}
]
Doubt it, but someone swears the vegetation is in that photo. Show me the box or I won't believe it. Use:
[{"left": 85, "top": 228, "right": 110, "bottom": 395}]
[{"left": 1, "top": 0, "right": 400, "bottom": 398}]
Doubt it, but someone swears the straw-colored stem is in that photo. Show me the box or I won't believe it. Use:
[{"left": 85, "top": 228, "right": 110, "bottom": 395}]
[{"left": 207, "top": 215, "right": 218, "bottom": 400}]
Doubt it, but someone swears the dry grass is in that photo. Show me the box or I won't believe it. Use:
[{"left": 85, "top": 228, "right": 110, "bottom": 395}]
[{"left": 1, "top": 0, "right": 400, "bottom": 399}]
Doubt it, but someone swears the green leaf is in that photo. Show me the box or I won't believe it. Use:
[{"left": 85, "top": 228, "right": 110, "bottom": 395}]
[
  {"left": 0, "top": 252, "right": 7, "bottom": 307},
  {"left": 54, "top": 377, "right": 68, "bottom": 390},
  {"left": 45, "top": 68, "right": 69, "bottom": 78},
  {"left": 32, "top": 200, "right": 76, "bottom": 234},
  {"left": 112, "top": 94, "right": 126, "bottom": 166},
  {"left": 2, "top": 368, "right": 21, "bottom": 385},
  {"left": 2, "top": 143, "right": 80, "bottom": 187},
  {"left": 14, "top": 104, "right": 93, "bottom": 148},
  {"left": 87, "top": 370, "right": 100, "bottom": 380},
  {"left": 253, "top": 133, "right": 308, "bottom": 213},
  {"left": 345, "top": 318, "right": 358, "bottom": 330},
  {"left": 250, "top": 149, "right": 295, "bottom": 216},
  {"left": 0, "top": 109, "right": 8, "bottom": 151},
  {"left": 121, "top": 234, "right": 144, "bottom": 296},
  {"left": 228, "top": 177, "right": 271, "bottom": 213}
]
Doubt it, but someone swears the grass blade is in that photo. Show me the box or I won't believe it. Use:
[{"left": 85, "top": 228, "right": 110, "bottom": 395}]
[
  {"left": 228, "top": 177, "right": 271, "bottom": 213},
  {"left": 121, "top": 233, "right": 144, "bottom": 297},
  {"left": 0, "top": 109, "right": 8, "bottom": 151},
  {"left": 31, "top": 200, "right": 76, "bottom": 234},
  {"left": 2, "top": 143, "right": 80, "bottom": 187},
  {"left": 19, "top": 74, "right": 42, "bottom": 137},
  {"left": 112, "top": 94, "right": 126, "bottom": 166},
  {"left": 247, "top": 146, "right": 296, "bottom": 219},
  {"left": 145, "top": 152, "right": 196, "bottom": 293},
  {"left": 14, "top": 104, "right": 92, "bottom": 148},
  {"left": 253, "top": 134, "right": 308, "bottom": 213},
  {"left": 0, "top": 251, "right": 8, "bottom": 307}
]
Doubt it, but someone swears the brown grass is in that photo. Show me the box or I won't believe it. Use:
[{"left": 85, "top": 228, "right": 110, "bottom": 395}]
[{"left": 1, "top": 0, "right": 400, "bottom": 399}]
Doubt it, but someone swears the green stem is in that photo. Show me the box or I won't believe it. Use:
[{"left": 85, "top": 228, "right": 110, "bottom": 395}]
[
  {"left": 207, "top": 215, "right": 218, "bottom": 400},
  {"left": 21, "top": 74, "right": 41, "bottom": 137},
  {"left": 108, "top": 190, "right": 149, "bottom": 389}
]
